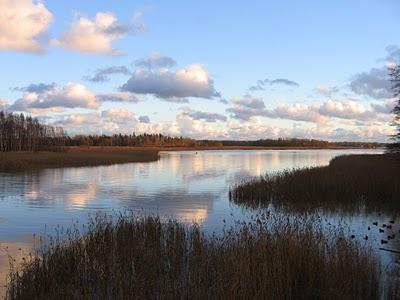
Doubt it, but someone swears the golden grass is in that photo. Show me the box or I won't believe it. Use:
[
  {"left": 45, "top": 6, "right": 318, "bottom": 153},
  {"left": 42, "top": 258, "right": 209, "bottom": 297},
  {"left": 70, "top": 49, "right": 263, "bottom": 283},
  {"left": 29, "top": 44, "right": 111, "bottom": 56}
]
[
  {"left": 0, "top": 147, "right": 159, "bottom": 173},
  {"left": 6, "top": 214, "right": 395, "bottom": 299},
  {"left": 230, "top": 154, "right": 400, "bottom": 212}
]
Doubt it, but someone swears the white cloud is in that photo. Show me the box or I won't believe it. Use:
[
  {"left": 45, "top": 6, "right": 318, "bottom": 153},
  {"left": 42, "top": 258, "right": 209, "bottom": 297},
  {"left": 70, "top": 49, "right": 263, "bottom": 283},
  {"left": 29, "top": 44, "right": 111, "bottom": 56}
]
[
  {"left": 226, "top": 96, "right": 392, "bottom": 125},
  {"left": 0, "top": 0, "right": 53, "bottom": 53},
  {"left": 349, "top": 68, "right": 391, "bottom": 99},
  {"left": 227, "top": 119, "right": 282, "bottom": 140},
  {"left": 370, "top": 98, "right": 397, "bottom": 114},
  {"left": 275, "top": 103, "right": 329, "bottom": 124},
  {"left": 47, "top": 107, "right": 393, "bottom": 142},
  {"left": 50, "top": 110, "right": 226, "bottom": 139},
  {"left": 9, "top": 82, "right": 141, "bottom": 113},
  {"left": 226, "top": 97, "right": 267, "bottom": 121},
  {"left": 135, "top": 53, "right": 177, "bottom": 69},
  {"left": 385, "top": 45, "right": 400, "bottom": 68},
  {"left": 248, "top": 78, "right": 299, "bottom": 92},
  {"left": 52, "top": 12, "right": 141, "bottom": 55},
  {"left": 0, "top": 98, "right": 9, "bottom": 110},
  {"left": 101, "top": 108, "right": 136, "bottom": 123},
  {"left": 319, "top": 100, "right": 374, "bottom": 121},
  {"left": 85, "top": 66, "right": 130, "bottom": 82},
  {"left": 313, "top": 85, "right": 339, "bottom": 97},
  {"left": 97, "top": 92, "right": 140, "bottom": 103},
  {"left": 182, "top": 109, "right": 227, "bottom": 122},
  {"left": 10, "top": 82, "right": 99, "bottom": 112},
  {"left": 54, "top": 109, "right": 137, "bottom": 134},
  {"left": 138, "top": 115, "right": 150, "bottom": 123},
  {"left": 121, "top": 61, "right": 219, "bottom": 100}
]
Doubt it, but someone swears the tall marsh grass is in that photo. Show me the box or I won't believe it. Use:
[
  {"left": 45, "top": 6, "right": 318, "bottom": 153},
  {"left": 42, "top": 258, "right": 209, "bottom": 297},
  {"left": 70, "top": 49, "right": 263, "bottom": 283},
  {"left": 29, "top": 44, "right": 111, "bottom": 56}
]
[
  {"left": 0, "top": 148, "right": 159, "bottom": 172},
  {"left": 7, "top": 214, "right": 394, "bottom": 299},
  {"left": 230, "top": 154, "right": 400, "bottom": 212}
]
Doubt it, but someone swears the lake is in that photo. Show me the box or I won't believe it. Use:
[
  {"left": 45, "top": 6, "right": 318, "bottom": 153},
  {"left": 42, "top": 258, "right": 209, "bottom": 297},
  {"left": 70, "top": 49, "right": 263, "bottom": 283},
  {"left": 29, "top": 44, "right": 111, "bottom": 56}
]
[{"left": 1, "top": 149, "right": 398, "bottom": 293}]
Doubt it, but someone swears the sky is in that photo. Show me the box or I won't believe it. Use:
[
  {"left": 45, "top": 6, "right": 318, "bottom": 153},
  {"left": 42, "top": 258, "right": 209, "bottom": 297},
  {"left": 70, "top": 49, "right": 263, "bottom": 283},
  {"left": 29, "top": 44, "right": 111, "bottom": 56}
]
[{"left": 0, "top": 0, "right": 399, "bottom": 141}]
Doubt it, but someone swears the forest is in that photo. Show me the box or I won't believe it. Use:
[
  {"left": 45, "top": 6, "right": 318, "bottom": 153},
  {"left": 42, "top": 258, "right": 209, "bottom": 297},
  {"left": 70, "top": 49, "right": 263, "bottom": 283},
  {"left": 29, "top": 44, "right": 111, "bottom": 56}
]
[{"left": 0, "top": 111, "right": 66, "bottom": 152}]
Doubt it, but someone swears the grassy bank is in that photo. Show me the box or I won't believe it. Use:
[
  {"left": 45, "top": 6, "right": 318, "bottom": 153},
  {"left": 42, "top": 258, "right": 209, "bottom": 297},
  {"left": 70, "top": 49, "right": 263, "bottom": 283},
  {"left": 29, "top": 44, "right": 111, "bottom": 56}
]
[
  {"left": 230, "top": 154, "right": 400, "bottom": 212},
  {"left": 0, "top": 147, "right": 159, "bottom": 173},
  {"left": 6, "top": 214, "right": 394, "bottom": 299}
]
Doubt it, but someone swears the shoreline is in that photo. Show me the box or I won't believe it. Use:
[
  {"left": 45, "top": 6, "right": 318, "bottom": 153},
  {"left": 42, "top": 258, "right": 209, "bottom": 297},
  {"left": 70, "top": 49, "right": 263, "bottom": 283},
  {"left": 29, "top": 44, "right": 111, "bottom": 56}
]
[{"left": 0, "top": 146, "right": 381, "bottom": 173}]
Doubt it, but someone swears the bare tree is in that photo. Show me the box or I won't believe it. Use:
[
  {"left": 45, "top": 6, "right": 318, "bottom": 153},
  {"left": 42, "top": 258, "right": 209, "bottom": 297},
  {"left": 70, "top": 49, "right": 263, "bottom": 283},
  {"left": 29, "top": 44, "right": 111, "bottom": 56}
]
[
  {"left": 387, "top": 65, "right": 400, "bottom": 153},
  {"left": 0, "top": 111, "right": 66, "bottom": 152}
]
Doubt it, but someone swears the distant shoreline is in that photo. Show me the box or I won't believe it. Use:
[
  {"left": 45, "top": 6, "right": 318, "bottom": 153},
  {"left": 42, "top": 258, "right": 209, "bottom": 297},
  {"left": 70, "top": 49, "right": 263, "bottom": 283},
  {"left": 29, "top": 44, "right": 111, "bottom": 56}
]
[
  {"left": 0, "top": 146, "right": 382, "bottom": 173},
  {"left": 151, "top": 146, "right": 382, "bottom": 151}
]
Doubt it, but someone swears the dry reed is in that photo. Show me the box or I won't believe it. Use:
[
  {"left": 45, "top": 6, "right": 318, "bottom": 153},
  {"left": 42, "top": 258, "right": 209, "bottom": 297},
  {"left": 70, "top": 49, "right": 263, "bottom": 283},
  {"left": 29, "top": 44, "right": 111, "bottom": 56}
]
[
  {"left": 6, "top": 214, "right": 393, "bottom": 300},
  {"left": 230, "top": 154, "right": 400, "bottom": 213},
  {"left": 0, "top": 148, "right": 159, "bottom": 173}
]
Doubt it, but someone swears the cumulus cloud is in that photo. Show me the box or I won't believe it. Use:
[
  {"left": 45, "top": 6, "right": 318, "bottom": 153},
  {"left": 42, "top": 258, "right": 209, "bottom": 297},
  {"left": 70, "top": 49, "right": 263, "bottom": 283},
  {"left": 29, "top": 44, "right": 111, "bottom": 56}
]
[
  {"left": 85, "top": 66, "right": 130, "bottom": 82},
  {"left": 172, "top": 114, "right": 227, "bottom": 139},
  {"left": 226, "top": 97, "right": 268, "bottom": 121},
  {"left": 0, "top": 98, "right": 9, "bottom": 110},
  {"left": 384, "top": 45, "right": 400, "bottom": 68},
  {"left": 226, "top": 95, "right": 392, "bottom": 124},
  {"left": 139, "top": 115, "right": 150, "bottom": 123},
  {"left": 319, "top": 100, "right": 375, "bottom": 121},
  {"left": 121, "top": 62, "right": 219, "bottom": 100},
  {"left": 97, "top": 92, "right": 140, "bottom": 103},
  {"left": 56, "top": 112, "right": 101, "bottom": 127},
  {"left": 182, "top": 109, "right": 227, "bottom": 122},
  {"left": 274, "top": 103, "right": 329, "bottom": 124},
  {"left": 52, "top": 12, "right": 144, "bottom": 55},
  {"left": 370, "top": 98, "right": 397, "bottom": 114},
  {"left": 10, "top": 82, "right": 99, "bottom": 112},
  {"left": 249, "top": 78, "right": 299, "bottom": 91},
  {"left": 54, "top": 109, "right": 138, "bottom": 134},
  {"left": 270, "top": 79, "right": 299, "bottom": 87},
  {"left": 135, "top": 53, "right": 177, "bottom": 69},
  {"left": 349, "top": 68, "right": 391, "bottom": 99},
  {"left": 50, "top": 109, "right": 227, "bottom": 139},
  {"left": 47, "top": 106, "right": 393, "bottom": 142},
  {"left": 12, "top": 82, "right": 56, "bottom": 93},
  {"left": 289, "top": 123, "right": 392, "bottom": 142},
  {"left": 0, "top": 0, "right": 53, "bottom": 53},
  {"left": 101, "top": 108, "right": 136, "bottom": 123},
  {"left": 347, "top": 46, "right": 400, "bottom": 99},
  {"left": 313, "top": 85, "right": 339, "bottom": 97},
  {"left": 9, "top": 83, "right": 140, "bottom": 113}
]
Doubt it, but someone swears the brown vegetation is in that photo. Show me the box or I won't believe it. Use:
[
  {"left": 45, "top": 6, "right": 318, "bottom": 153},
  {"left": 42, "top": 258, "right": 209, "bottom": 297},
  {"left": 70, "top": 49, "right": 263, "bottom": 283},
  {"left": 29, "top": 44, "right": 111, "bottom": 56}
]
[
  {"left": 230, "top": 154, "right": 400, "bottom": 212},
  {"left": 7, "top": 214, "right": 392, "bottom": 300},
  {"left": 0, "top": 147, "right": 159, "bottom": 173}
]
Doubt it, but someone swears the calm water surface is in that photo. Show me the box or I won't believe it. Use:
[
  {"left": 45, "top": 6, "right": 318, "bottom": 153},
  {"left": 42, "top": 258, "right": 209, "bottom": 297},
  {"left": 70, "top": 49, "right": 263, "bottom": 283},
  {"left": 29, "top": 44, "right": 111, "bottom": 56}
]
[
  {"left": 1, "top": 149, "right": 399, "bottom": 291},
  {"left": 0, "top": 149, "right": 384, "bottom": 239}
]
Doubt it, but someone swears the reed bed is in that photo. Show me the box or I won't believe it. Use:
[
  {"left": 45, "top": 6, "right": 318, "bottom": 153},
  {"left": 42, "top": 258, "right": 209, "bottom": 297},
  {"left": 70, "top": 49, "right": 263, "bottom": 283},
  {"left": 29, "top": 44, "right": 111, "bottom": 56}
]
[
  {"left": 0, "top": 148, "right": 159, "bottom": 173},
  {"left": 230, "top": 154, "right": 400, "bottom": 212},
  {"left": 6, "top": 214, "right": 393, "bottom": 300}
]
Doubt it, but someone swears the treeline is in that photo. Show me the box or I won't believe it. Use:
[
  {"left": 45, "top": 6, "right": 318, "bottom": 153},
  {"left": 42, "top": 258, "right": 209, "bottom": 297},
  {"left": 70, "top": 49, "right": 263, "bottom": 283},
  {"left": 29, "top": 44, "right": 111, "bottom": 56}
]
[
  {"left": 0, "top": 111, "right": 66, "bottom": 152},
  {"left": 220, "top": 138, "right": 383, "bottom": 148},
  {"left": 64, "top": 136, "right": 382, "bottom": 148},
  {"left": 65, "top": 134, "right": 222, "bottom": 147}
]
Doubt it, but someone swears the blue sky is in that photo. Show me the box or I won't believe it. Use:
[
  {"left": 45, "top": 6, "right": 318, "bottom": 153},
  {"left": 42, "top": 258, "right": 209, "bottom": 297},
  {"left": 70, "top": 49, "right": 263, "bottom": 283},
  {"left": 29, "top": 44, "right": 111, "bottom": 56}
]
[{"left": 0, "top": 0, "right": 399, "bottom": 141}]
